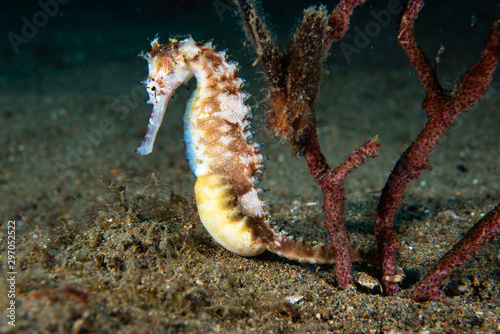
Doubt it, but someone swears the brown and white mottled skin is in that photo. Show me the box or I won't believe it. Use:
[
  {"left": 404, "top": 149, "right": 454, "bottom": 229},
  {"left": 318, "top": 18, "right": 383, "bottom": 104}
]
[{"left": 136, "top": 37, "right": 267, "bottom": 256}]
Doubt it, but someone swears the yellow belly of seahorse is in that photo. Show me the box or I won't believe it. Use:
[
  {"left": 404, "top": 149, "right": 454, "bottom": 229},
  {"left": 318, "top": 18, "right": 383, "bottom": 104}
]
[{"left": 194, "top": 174, "right": 266, "bottom": 257}]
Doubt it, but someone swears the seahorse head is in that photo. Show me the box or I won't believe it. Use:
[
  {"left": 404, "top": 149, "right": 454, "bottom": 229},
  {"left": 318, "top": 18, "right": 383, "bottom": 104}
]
[{"left": 136, "top": 37, "right": 193, "bottom": 156}]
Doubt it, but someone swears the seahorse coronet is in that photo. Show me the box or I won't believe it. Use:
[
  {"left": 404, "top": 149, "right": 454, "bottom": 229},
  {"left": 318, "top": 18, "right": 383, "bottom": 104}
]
[{"left": 136, "top": 36, "right": 267, "bottom": 256}]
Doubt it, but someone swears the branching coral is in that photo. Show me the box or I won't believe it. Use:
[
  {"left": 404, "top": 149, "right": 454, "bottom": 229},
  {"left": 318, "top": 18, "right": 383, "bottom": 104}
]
[
  {"left": 381, "top": 0, "right": 500, "bottom": 300},
  {"left": 235, "top": 0, "right": 500, "bottom": 299}
]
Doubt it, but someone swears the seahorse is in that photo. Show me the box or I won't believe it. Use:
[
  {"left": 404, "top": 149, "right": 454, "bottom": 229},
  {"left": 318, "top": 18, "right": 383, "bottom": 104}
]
[
  {"left": 136, "top": 37, "right": 343, "bottom": 263},
  {"left": 136, "top": 36, "right": 266, "bottom": 256}
]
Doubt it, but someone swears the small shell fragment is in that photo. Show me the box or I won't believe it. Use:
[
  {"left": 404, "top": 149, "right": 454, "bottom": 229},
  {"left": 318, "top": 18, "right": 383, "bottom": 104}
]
[
  {"left": 381, "top": 267, "right": 406, "bottom": 283},
  {"left": 285, "top": 295, "right": 304, "bottom": 304},
  {"left": 353, "top": 272, "right": 381, "bottom": 291}
]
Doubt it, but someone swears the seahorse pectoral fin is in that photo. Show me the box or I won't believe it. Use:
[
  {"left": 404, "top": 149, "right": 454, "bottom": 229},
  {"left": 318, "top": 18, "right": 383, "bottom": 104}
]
[
  {"left": 194, "top": 174, "right": 267, "bottom": 257},
  {"left": 136, "top": 93, "right": 170, "bottom": 156}
]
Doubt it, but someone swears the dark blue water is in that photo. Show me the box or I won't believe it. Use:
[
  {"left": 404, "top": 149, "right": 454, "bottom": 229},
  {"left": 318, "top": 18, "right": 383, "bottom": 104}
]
[{"left": 2, "top": 0, "right": 499, "bottom": 81}]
